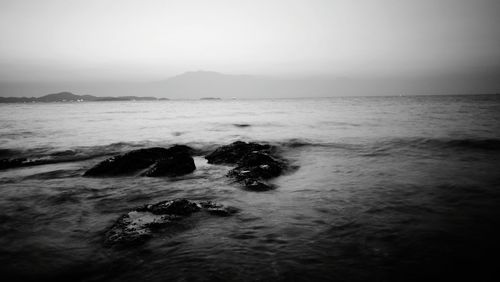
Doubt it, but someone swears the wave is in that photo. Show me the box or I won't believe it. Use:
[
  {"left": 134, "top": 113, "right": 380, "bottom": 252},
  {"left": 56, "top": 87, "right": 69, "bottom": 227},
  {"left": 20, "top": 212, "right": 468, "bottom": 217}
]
[
  {"left": 0, "top": 142, "right": 147, "bottom": 170},
  {"left": 430, "top": 138, "right": 500, "bottom": 150},
  {"left": 373, "top": 137, "right": 500, "bottom": 152},
  {"left": 2, "top": 137, "right": 499, "bottom": 171},
  {"left": 274, "top": 137, "right": 500, "bottom": 154}
]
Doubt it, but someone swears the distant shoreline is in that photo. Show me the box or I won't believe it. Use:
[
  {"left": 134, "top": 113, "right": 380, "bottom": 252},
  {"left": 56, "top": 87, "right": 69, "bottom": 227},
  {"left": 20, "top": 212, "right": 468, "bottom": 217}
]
[
  {"left": 1, "top": 92, "right": 499, "bottom": 104},
  {"left": 0, "top": 92, "right": 162, "bottom": 103}
]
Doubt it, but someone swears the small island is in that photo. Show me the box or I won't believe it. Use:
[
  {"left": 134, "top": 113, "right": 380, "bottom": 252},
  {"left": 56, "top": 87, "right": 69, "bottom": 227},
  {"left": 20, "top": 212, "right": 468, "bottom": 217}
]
[
  {"left": 199, "top": 97, "right": 222, "bottom": 100},
  {"left": 0, "top": 92, "right": 159, "bottom": 103}
]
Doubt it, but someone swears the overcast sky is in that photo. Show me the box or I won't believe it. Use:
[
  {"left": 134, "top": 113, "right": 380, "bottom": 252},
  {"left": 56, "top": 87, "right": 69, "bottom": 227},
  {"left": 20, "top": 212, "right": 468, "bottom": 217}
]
[{"left": 0, "top": 0, "right": 499, "bottom": 96}]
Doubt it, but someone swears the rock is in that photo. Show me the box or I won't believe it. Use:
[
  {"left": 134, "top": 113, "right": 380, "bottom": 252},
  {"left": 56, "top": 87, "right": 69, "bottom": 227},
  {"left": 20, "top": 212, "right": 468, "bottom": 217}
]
[
  {"left": 206, "top": 141, "right": 291, "bottom": 191},
  {"left": 0, "top": 157, "right": 27, "bottom": 170},
  {"left": 104, "top": 199, "right": 237, "bottom": 245},
  {"left": 84, "top": 147, "right": 170, "bottom": 176},
  {"left": 104, "top": 212, "right": 176, "bottom": 245},
  {"left": 235, "top": 152, "right": 285, "bottom": 178},
  {"left": 136, "top": 199, "right": 201, "bottom": 215},
  {"left": 164, "top": 144, "right": 196, "bottom": 156},
  {"left": 242, "top": 178, "right": 273, "bottom": 191},
  {"left": 199, "top": 201, "right": 239, "bottom": 216},
  {"left": 141, "top": 153, "right": 195, "bottom": 177},
  {"left": 84, "top": 145, "right": 196, "bottom": 177},
  {"left": 233, "top": 124, "right": 251, "bottom": 128},
  {"left": 205, "top": 141, "right": 273, "bottom": 165}
]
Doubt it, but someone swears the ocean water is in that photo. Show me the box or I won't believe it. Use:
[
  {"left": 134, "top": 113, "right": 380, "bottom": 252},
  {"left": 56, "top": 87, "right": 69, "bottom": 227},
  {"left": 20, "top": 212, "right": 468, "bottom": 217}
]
[{"left": 1, "top": 95, "right": 500, "bottom": 281}]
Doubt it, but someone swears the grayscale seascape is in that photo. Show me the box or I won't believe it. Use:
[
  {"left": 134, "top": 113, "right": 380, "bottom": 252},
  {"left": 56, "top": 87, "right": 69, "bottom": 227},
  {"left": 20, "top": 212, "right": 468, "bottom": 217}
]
[{"left": 1, "top": 0, "right": 500, "bottom": 281}]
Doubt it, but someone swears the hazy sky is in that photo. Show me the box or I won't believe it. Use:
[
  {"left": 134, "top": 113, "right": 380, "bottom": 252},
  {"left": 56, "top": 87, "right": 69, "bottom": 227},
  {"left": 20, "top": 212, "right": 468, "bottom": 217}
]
[{"left": 0, "top": 0, "right": 499, "bottom": 96}]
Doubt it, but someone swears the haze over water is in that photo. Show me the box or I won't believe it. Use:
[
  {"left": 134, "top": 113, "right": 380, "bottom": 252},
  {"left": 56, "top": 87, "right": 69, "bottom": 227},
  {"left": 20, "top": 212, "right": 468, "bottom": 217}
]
[
  {"left": 1, "top": 0, "right": 500, "bottom": 97},
  {"left": 1, "top": 95, "right": 500, "bottom": 281}
]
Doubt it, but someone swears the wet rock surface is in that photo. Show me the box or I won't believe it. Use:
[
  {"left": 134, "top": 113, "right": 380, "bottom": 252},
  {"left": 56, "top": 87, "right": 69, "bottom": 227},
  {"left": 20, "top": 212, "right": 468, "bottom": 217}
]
[
  {"left": 104, "top": 199, "right": 237, "bottom": 245},
  {"left": 84, "top": 145, "right": 195, "bottom": 177},
  {"left": 141, "top": 146, "right": 196, "bottom": 177},
  {"left": 205, "top": 141, "right": 273, "bottom": 165},
  {"left": 206, "top": 141, "right": 292, "bottom": 191},
  {"left": 199, "top": 201, "right": 240, "bottom": 216}
]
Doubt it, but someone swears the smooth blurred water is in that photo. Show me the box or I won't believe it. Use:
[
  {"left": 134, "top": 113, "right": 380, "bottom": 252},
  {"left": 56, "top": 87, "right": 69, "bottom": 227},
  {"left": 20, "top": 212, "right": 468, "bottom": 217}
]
[{"left": 1, "top": 95, "right": 500, "bottom": 281}]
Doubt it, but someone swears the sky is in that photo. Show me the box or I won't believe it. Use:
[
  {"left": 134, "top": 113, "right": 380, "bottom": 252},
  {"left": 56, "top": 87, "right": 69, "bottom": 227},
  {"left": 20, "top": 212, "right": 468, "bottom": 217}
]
[{"left": 0, "top": 0, "right": 499, "bottom": 97}]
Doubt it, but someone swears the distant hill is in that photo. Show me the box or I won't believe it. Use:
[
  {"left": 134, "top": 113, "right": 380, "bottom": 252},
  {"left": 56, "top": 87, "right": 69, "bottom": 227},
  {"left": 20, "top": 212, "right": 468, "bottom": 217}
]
[
  {"left": 149, "top": 71, "right": 351, "bottom": 99},
  {"left": 151, "top": 71, "right": 276, "bottom": 99},
  {"left": 0, "top": 92, "right": 159, "bottom": 103}
]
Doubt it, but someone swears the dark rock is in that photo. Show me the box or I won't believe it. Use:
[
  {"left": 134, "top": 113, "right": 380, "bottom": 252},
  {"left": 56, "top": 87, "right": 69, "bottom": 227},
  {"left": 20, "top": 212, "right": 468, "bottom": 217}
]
[
  {"left": 0, "top": 156, "right": 82, "bottom": 170},
  {"left": 84, "top": 147, "right": 170, "bottom": 176},
  {"left": 206, "top": 141, "right": 292, "bottom": 191},
  {"left": 243, "top": 178, "right": 273, "bottom": 191},
  {"left": 136, "top": 199, "right": 201, "bottom": 215},
  {"left": 104, "top": 199, "right": 237, "bottom": 246},
  {"left": 205, "top": 141, "right": 273, "bottom": 165},
  {"left": 84, "top": 145, "right": 196, "bottom": 177},
  {"left": 164, "top": 144, "right": 195, "bottom": 156},
  {"left": 141, "top": 153, "right": 195, "bottom": 177},
  {"left": 0, "top": 158, "right": 27, "bottom": 170},
  {"left": 235, "top": 151, "right": 286, "bottom": 178},
  {"left": 233, "top": 124, "right": 251, "bottom": 128},
  {"left": 199, "top": 201, "right": 239, "bottom": 216}
]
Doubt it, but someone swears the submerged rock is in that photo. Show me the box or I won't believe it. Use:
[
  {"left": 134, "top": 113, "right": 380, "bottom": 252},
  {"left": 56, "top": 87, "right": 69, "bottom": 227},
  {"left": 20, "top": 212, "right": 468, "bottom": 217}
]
[
  {"left": 136, "top": 198, "right": 201, "bottom": 215},
  {"left": 0, "top": 157, "right": 28, "bottom": 170},
  {"left": 0, "top": 157, "right": 57, "bottom": 170},
  {"left": 199, "top": 201, "right": 240, "bottom": 216},
  {"left": 84, "top": 145, "right": 195, "bottom": 177},
  {"left": 242, "top": 178, "right": 273, "bottom": 191},
  {"left": 233, "top": 123, "right": 251, "bottom": 128},
  {"left": 234, "top": 152, "right": 286, "bottom": 178},
  {"left": 206, "top": 141, "right": 292, "bottom": 191},
  {"left": 104, "top": 199, "right": 237, "bottom": 245}
]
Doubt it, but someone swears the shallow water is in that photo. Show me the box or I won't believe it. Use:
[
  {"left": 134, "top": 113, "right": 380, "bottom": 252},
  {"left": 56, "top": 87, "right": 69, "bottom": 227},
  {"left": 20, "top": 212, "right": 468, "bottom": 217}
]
[{"left": 1, "top": 95, "right": 500, "bottom": 281}]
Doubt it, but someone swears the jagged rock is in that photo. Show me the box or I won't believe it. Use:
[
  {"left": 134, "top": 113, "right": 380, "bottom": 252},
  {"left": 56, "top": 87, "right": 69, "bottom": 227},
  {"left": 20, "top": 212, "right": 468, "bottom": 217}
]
[
  {"left": 136, "top": 198, "right": 201, "bottom": 215},
  {"left": 84, "top": 145, "right": 195, "bottom": 177},
  {"left": 233, "top": 152, "right": 286, "bottom": 178},
  {"left": 205, "top": 141, "right": 273, "bottom": 165},
  {"left": 104, "top": 199, "right": 237, "bottom": 245},
  {"left": 206, "top": 141, "right": 291, "bottom": 191}
]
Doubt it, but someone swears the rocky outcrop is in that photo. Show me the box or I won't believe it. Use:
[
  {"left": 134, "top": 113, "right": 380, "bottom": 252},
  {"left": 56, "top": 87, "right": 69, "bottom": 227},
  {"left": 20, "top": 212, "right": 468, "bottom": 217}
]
[
  {"left": 205, "top": 141, "right": 273, "bottom": 165},
  {"left": 84, "top": 145, "right": 196, "bottom": 177},
  {"left": 206, "top": 141, "right": 291, "bottom": 191},
  {"left": 141, "top": 145, "right": 195, "bottom": 177},
  {"left": 104, "top": 199, "right": 237, "bottom": 245},
  {"left": 228, "top": 151, "right": 288, "bottom": 191}
]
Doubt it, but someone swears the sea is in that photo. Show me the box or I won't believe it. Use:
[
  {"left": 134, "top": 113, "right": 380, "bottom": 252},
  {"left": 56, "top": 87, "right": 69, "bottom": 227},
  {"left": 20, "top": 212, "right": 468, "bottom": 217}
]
[{"left": 1, "top": 95, "right": 500, "bottom": 281}]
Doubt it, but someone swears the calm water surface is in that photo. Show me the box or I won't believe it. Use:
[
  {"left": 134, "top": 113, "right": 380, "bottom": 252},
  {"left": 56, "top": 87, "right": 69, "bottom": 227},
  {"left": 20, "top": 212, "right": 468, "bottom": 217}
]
[{"left": 1, "top": 95, "right": 500, "bottom": 281}]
